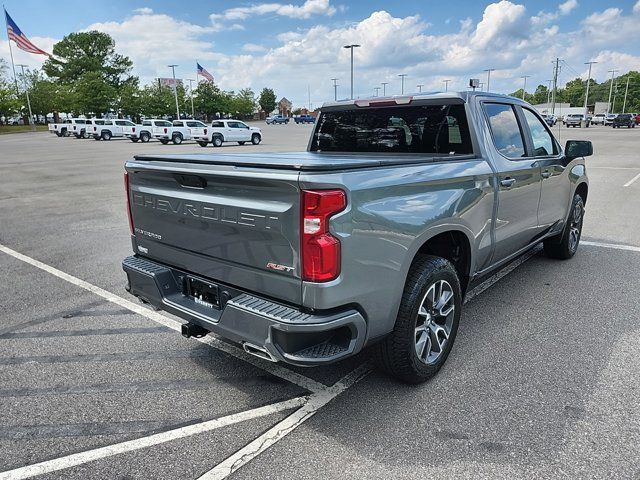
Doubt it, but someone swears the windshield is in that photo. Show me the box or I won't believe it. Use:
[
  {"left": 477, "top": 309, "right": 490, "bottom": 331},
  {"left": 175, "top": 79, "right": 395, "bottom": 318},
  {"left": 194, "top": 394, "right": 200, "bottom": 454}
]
[{"left": 310, "top": 103, "right": 472, "bottom": 154}]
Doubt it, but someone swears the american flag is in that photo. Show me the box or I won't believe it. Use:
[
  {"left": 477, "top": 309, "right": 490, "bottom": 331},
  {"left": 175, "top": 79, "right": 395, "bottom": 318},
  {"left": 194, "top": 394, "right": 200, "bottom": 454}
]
[
  {"left": 5, "top": 9, "right": 50, "bottom": 56},
  {"left": 197, "top": 63, "right": 214, "bottom": 83}
]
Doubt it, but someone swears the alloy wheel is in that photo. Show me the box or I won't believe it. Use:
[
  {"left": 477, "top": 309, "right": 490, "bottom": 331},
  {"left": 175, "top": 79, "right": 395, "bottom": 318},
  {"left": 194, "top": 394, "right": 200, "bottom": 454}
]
[{"left": 414, "top": 279, "right": 455, "bottom": 365}]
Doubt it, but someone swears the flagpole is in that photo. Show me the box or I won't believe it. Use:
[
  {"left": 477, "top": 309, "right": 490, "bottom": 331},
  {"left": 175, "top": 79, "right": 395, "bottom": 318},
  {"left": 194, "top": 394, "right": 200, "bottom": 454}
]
[{"left": 4, "top": 6, "right": 19, "bottom": 94}]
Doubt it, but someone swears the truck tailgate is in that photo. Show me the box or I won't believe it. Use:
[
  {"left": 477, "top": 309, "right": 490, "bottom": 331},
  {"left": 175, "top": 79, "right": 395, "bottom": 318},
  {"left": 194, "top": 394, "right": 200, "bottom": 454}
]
[{"left": 126, "top": 159, "right": 302, "bottom": 305}]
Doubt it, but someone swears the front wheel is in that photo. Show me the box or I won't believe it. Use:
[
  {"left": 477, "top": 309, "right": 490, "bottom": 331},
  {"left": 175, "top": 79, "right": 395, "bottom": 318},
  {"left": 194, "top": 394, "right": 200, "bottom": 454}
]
[
  {"left": 544, "top": 193, "right": 584, "bottom": 260},
  {"left": 376, "top": 255, "right": 461, "bottom": 383},
  {"left": 251, "top": 133, "right": 261, "bottom": 145}
]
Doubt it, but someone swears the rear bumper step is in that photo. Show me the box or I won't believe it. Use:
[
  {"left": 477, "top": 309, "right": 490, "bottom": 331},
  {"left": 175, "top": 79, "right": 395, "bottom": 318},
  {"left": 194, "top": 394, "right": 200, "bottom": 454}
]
[{"left": 122, "top": 255, "right": 367, "bottom": 366}]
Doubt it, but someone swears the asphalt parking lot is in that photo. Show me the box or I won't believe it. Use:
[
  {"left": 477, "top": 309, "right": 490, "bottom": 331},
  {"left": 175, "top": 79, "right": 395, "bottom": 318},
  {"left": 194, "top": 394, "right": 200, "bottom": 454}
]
[{"left": 1, "top": 122, "right": 639, "bottom": 479}]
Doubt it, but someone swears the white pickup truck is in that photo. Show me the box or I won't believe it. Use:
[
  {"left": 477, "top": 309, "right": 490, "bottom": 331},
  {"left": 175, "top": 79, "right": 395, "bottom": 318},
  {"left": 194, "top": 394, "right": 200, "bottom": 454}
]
[
  {"left": 192, "top": 119, "right": 262, "bottom": 147},
  {"left": 152, "top": 119, "right": 192, "bottom": 145},
  {"left": 89, "top": 119, "right": 137, "bottom": 140},
  {"left": 48, "top": 118, "right": 87, "bottom": 138}
]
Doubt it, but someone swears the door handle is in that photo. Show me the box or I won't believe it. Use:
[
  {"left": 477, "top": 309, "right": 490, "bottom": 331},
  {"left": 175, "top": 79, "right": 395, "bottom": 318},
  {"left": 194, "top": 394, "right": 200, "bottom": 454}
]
[
  {"left": 541, "top": 170, "right": 552, "bottom": 179},
  {"left": 500, "top": 178, "right": 516, "bottom": 188}
]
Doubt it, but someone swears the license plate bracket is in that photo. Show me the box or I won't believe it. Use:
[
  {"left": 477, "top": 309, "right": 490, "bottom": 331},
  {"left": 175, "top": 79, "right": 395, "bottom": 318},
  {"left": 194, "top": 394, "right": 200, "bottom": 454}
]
[{"left": 185, "top": 276, "right": 220, "bottom": 309}]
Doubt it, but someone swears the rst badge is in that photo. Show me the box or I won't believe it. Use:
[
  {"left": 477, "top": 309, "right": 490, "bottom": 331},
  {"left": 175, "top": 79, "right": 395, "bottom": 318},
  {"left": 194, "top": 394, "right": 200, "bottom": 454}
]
[{"left": 266, "top": 262, "right": 295, "bottom": 273}]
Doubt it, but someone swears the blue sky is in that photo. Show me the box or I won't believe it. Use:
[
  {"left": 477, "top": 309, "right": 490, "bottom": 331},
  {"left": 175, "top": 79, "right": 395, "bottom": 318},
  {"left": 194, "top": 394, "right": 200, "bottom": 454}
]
[{"left": 2, "top": 0, "right": 639, "bottom": 107}]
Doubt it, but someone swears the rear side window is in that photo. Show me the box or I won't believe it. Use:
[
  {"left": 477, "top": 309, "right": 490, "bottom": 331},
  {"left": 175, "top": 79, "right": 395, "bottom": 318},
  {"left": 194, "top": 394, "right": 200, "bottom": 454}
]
[
  {"left": 154, "top": 121, "right": 172, "bottom": 127},
  {"left": 483, "top": 103, "right": 525, "bottom": 159},
  {"left": 211, "top": 121, "right": 224, "bottom": 128},
  {"left": 522, "top": 109, "right": 556, "bottom": 156},
  {"left": 173, "top": 121, "right": 184, "bottom": 127},
  {"left": 311, "top": 104, "right": 472, "bottom": 154}
]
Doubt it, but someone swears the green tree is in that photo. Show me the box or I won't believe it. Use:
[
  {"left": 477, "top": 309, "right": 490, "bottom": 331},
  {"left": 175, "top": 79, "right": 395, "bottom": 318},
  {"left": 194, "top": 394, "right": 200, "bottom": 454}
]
[
  {"left": 43, "top": 31, "right": 133, "bottom": 87},
  {"left": 229, "top": 88, "right": 256, "bottom": 118},
  {"left": 117, "top": 79, "right": 143, "bottom": 122},
  {"left": 258, "top": 87, "right": 276, "bottom": 113},
  {"left": 74, "top": 71, "right": 116, "bottom": 116},
  {"left": 0, "top": 59, "right": 19, "bottom": 121},
  {"left": 194, "top": 82, "right": 232, "bottom": 119},
  {"left": 139, "top": 82, "right": 175, "bottom": 118}
]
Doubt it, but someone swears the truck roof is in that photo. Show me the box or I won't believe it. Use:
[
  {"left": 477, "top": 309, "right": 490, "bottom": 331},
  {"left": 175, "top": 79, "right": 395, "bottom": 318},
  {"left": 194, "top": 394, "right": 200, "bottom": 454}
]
[{"left": 321, "top": 91, "right": 518, "bottom": 108}]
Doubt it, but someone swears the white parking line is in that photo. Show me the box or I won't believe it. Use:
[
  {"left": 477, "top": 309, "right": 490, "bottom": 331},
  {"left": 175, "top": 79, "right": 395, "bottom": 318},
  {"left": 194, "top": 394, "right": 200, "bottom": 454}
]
[
  {"left": 581, "top": 240, "right": 640, "bottom": 253},
  {"left": 623, "top": 172, "right": 640, "bottom": 187},
  {"left": 198, "top": 363, "right": 372, "bottom": 480},
  {"left": 0, "top": 244, "right": 325, "bottom": 393},
  {"left": 0, "top": 397, "right": 307, "bottom": 480}
]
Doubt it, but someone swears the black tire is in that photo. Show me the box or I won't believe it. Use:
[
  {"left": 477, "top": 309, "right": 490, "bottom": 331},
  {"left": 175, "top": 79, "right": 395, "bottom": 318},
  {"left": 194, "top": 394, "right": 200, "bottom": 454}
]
[
  {"left": 212, "top": 135, "right": 223, "bottom": 147},
  {"left": 140, "top": 132, "right": 150, "bottom": 143},
  {"left": 94, "top": 135, "right": 101, "bottom": 141},
  {"left": 238, "top": 141, "right": 246, "bottom": 145},
  {"left": 74, "top": 134, "right": 81, "bottom": 139},
  {"left": 159, "top": 139, "right": 169, "bottom": 145},
  {"left": 251, "top": 133, "right": 261, "bottom": 145},
  {"left": 130, "top": 137, "right": 139, "bottom": 143},
  {"left": 172, "top": 133, "right": 183, "bottom": 145},
  {"left": 197, "top": 141, "right": 208, "bottom": 147},
  {"left": 375, "top": 255, "right": 462, "bottom": 384},
  {"left": 544, "top": 193, "right": 584, "bottom": 260},
  {"left": 101, "top": 131, "right": 112, "bottom": 141}
]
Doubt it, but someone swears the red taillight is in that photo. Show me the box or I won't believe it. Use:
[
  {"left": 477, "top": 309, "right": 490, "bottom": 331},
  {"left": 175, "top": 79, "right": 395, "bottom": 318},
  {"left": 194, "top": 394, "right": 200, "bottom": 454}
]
[
  {"left": 164, "top": 127, "right": 168, "bottom": 134},
  {"left": 132, "top": 127, "right": 135, "bottom": 132},
  {"left": 301, "top": 189, "right": 346, "bottom": 282},
  {"left": 93, "top": 126, "right": 96, "bottom": 131},
  {"left": 124, "top": 172, "right": 134, "bottom": 235},
  {"left": 204, "top": 128, "right": 208, "bottom": 135}
]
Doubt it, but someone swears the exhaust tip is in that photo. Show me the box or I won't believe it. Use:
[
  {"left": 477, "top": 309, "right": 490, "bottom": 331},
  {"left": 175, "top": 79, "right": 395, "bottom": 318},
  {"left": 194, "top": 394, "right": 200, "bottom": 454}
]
[{"left": 243, "top": 342, "right": 277, "bottom": 362}]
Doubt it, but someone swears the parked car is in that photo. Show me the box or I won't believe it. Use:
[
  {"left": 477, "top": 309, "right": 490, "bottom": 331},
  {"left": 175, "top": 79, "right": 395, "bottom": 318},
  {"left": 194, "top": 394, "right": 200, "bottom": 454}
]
[
  {"left": 89, "top": 119, "right": 133, "bottom": 140},
  {"left": 48, "top": 118, "right": 86, "bottom": 138},
  {"left": 192, "top": 119, "right": 262, "bottom": 147},
  {"left": 591, "top": 113, "right": 606, "bottom": 125},
  {"left": 294, "top": 114, "right": 315, "bottom": 124},
  {"left": 634, "top": 113, "right": 640, "bottom": 124},
  {"left": 122, "top": 91, "right": 592, "bottom": 383},
  {"left": 612, "top": 114, "right": 636, "bottom": 128},
  {"left": 266, "top": 114, "right": 289, "bottom": 125},
  {"left": 127, "top": 120, "right": 164, "bottom": 143},
  {"left": 541, "top": 114, "right": 556, "bottom": 126},
  {"left": 153, "top": 120, "right": 191, "bottom": 145},
  {"left": 174, "top": 119, "right": 209, "bottom": 139},
  {"left": 604, "top": 114, "right": 617, "bottom": 126},
  {"left": 565, "top": 114, "right": 589, "bottom": 127}
]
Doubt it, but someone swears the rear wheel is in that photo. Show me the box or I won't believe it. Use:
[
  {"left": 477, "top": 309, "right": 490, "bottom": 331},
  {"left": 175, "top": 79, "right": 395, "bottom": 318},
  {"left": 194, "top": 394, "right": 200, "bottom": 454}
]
[
  {"left": 376, "top": 255, "right": 461, "bottom": 383},
  {"left": 251, "top": 133, "right": 261, "bottom": 145},
  {"left": 130, "top": 137, "right": 139, "bottom": 143},
  {"left": 101, "top": 131, "right": 112, "bottom": 141},
  {"left": 172, "top": 133, "right": 183, "bottom": 145},
  {"left": 212, "top": 135, "right": 223, "bottom": 147},
  {"left": 197, "top": 141, "right": 208, "bottom": 147},
  {"left": 140, "top": 132, "right": 150, "bottom": 143},
  {"left": 544, "top": 193, "right": 584, "bottom": 260}
]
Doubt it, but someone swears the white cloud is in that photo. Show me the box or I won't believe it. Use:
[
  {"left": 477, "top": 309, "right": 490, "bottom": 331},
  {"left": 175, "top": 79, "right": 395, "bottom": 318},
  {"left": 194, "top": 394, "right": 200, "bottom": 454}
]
[
  {"left": 211, "top": 0, "right": 336, "bottom": 21},
  {"left": 132, "top": 7, "right": 153, "bottom": 15},
  {"left": 242, "top": 43, "right": 268, "bottom": 53},
  {"left": 0, "top": 37, "right": 57, "bottom": 73},
  {"left": 634, "top": 0, "right": 640, "bottom": 14},
  {"left": 558, "top": 0, "right": 578, "bottom": 15}
]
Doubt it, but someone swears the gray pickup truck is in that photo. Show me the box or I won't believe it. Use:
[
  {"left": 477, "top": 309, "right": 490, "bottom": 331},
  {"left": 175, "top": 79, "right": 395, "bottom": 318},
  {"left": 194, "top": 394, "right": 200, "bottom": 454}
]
[{"left": 122, "top": 92, "right": 592, "bottom": 383}]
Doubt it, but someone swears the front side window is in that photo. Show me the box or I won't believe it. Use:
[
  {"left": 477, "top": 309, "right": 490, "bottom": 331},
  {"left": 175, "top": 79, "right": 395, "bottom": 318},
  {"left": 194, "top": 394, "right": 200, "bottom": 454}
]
[
  {"left": 483, "top": 103, "right": 526, "bottom": 159},
  {"left": 523, "top": 109, "right": 556, "bottom": 156},
  {"left": 228, "top": 121, "right": 242, "bottom": 129},
  {"left": 311, "top": 104, "right": 473, "bottom": 154},
  {"left": 154, "top": 121, "right": 172, "bottom": 127}
]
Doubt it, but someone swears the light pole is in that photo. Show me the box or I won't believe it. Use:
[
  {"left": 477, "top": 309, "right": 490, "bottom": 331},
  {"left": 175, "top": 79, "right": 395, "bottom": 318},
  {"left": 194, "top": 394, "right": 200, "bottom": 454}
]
[
  {"left": 443, "top": 79, "right": 451, "bottom": 92},
  {"left": 622, "top": 76, "right": 631, "bottom": 113},
  {"left": 398, "top": 74, "right": 407, "bottom": 94},
  {"left": 381, "top": 82, "right": 388, "bottom": 96},
  {"left": 607, "top": 69, "right": 618, "bottom": 114},
  {"left": 417, "top": 84, "right": 424, "bottom": 93},
  {"left": 520, "top": 75, "right": 530, "bottom": 100},
  {"left": 186, "top": 78, "right": 196, "bottom": 118},
  {"left": 484, "top": 69, "right": 495, "bottom": 92},
  {"left": 168, "top": 64, "right": 180, "bottom": 119},
  {"left": 331, "top": 78, "right": 339, "bottom": 101},
  {"left": 582, "top": 61, "right": 597, "bottom": 123},
  {"left": 546, "top": 79, "right": 552, "bottom": 106},
  {"left": 343, "top": 44, "right": 360, "bottom": 99},
  {"left": 374, "top": 86, "right": 380, "bottom": 96},
  {"left": 16, "top": 64, "right": 34, "bottom": 128}
]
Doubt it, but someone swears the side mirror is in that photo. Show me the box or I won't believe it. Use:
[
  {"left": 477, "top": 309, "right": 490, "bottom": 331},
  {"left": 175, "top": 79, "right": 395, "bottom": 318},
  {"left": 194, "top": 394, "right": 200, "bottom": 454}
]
[{"left": 565, "top": 140, "right": 593, "bottom": 160}]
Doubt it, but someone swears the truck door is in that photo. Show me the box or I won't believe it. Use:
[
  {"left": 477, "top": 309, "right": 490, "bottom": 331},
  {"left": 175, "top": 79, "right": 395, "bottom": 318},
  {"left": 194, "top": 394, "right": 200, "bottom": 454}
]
[
  {"left": 224, "top": 121, "right": 238, "bottom": 140},
  {"left": 482, "top": 102, "right": 542, "bottom": 264},
  {"left": 519, "top": 107, "right": 570, "bottom": 230}
]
